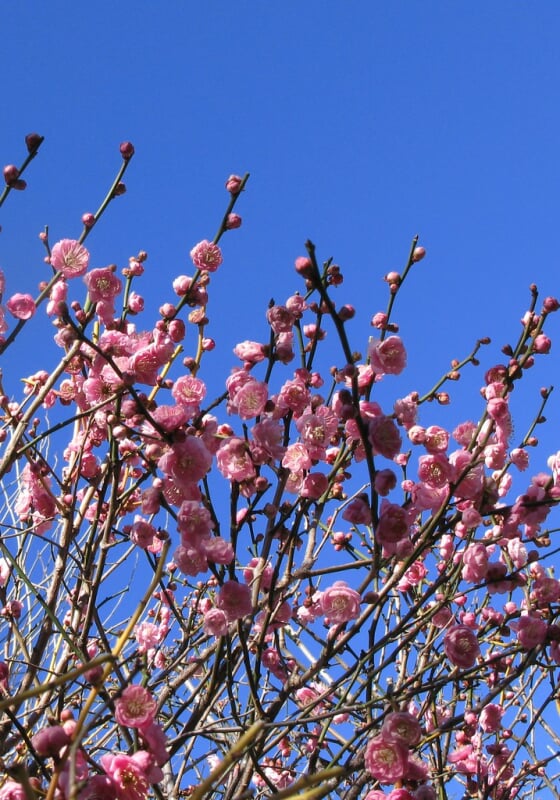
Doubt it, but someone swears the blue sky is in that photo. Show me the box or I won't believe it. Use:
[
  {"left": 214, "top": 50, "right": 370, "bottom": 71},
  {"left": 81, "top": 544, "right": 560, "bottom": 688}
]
[{"left": 1, "top": 2, "right": 560, "bottom": 466}]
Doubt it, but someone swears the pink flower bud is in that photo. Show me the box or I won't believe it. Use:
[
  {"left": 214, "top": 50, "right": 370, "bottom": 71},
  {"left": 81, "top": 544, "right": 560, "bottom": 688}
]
[
  {"left": 543, "top": 296, "right": 560, "bottom": 312},
  {"left": 412, "top": 246, "right": 426, "bottom": 262},
  {"left": 119, "top": 141, "right": 135, "bottom": 160},
  {"left": 31, "top": 725, "right": 71, "bottom": 758},
  {"left": 225, "top": 174, "right": 243, "bottom": 194},
  {"left": 294, "top": 256, "right": 314, "bottom": 278},
  {"left": 3, "top": 165, "right": 19, "bottom": 185},
  {"left": 225, "top": 213, "right": 242, "bottom": 229},
  {"left": 371, "top": 312, "right": 389, "bottom": 329},
  {"left": 82, "top": 212, "right": 95, "bottom": 228}
]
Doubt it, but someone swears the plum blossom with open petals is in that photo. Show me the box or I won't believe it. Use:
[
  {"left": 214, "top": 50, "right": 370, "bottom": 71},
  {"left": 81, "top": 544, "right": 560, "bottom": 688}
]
[
  {"left": 443, "top": 625, "right": 480, "bottom": 668},
  {"left": 369, "top": 335, "right": 407, "bottom": 376},
  {"left": 51, "top": 238, "right": 90, "bottom": 278},
  {"left": 320, "top": 581, "right": 361, "bottom": 624},
  {"left": 84, "top": 266, "right": 122, "bottom": 303},
  {"left": 364, "top": 734, "right": 409, "bottom": 783},
  {"left": 115, "top": 684, "right": 157, "bottom": 728},
  {"left": 190, "top": 240, "right": 223, "bottom": 272}
]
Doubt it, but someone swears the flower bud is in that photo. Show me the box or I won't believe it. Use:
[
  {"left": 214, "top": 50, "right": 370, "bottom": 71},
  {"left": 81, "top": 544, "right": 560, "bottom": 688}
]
[
  {"left": 3, "top": 165, "right": 19, "bottom": 185},
  {"left": 412, "top": 245, "right": 426, "bottom": 262},
  {"left": 295, "top": 256, "right": 314, "bottom": 279},
  {"left": 225, "top": 213, "right": 242, "bottom": 229},
  {"left": 31, "top": 725, "right": 71, "bottom": 758},
  {"left": 119, "top": 141, "right": 135, "bottom": 160},
  {"left": 25, "top": 132, "right": 44, "bottom": 153},
  {"left": 543, "top": 296, "right": 560, "bottom": 312},
  {"left": 338, "top": 304, "right": 355, "bottom": 321},
  {"left": 225, "top": 174, "right": 243, "bottom": 194},
  {"left": 112, "top": 182, "right": 126, "bottom": 197},
  {"left": 82, "top": 213, "right": 95, "bottom": 228}
]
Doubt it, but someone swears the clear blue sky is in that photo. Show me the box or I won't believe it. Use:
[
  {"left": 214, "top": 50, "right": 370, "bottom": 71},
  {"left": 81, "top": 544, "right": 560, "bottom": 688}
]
[{"left": 1, "top": 2, "right": 560, "bottom": 468}]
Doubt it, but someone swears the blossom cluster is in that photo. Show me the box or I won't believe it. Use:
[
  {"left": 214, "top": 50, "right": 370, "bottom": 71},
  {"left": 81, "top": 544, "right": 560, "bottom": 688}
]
[{"left": 0, "top": 139, "right": 559, "bottom": 800}]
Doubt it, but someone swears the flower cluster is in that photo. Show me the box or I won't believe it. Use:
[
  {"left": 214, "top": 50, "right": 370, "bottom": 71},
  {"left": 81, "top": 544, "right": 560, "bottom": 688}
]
[{"left": 0, "top": 140, "right": 559, "bottom": 800}]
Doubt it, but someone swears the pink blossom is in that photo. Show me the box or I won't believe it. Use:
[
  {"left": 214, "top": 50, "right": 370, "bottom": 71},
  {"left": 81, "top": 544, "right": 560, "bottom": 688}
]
[
  {"left": 173, "top": 544, "right": 208, "bottom": 576},
  {"left": 84, "top": 267, "right": 122, "bottom": 302},
  {"left": 190, "top": 240, "right": 223, "bottom": 272},
  {"left": 0, "top": 782, "right": 27, "bottom": 800},
  {"left": 217, "top": 437, "right": 256, "bottom": 482},
  {"left": 158, "top": 436, "right": 213, "bottom": 488},
  {"left": 382, "top": 711, "right": 422, "bottom": 746},
  {"left": 513, "top": 614, "right": 548, "bottom": 649},
  {"left": 6, "top": 293, "right": 36, "bottom": 320},
  {"left": 51, "top": 238, "right": 90, "bottom": 278},
  {"left": 177, "top": 501, "right": 213, "bottom": 541},
  {"left": 443, "top": 625, "right": 480, "bottom": 668},
  {"left": 217, "top": 580, "right": 253, "bottom": 621},
  {"left": 364, "top": 734, "right": 408, "bottom": 782},
  {"left": 203, "top": 607, "right": 229, "bottom": 636},
  {"left": 139, "top": 722, "right": 169, "bottom": 766},
  {"left": 376, "top": 502, "right": 411, "bottom": 548},
  {"left": 31, "top": 724, "right": 71, "bottom": 757},
  {"left": 320, "top": 581, "right": 361, "bottom": 623},
  {"left": 202, "top": 536, "right": 234, "bottom": 564},
  {"left": 510, "top": 447, "right": 529, "bottom": 471},
  {"left": 424, "top": 425, "right": 449, "bottom": 453},
  {"left": 418, "top": 454, "right": 452, "bottom": 488},
  {"left": 100, "top": 752, "right": 153, "bottom": 800},
  {"left": 130, "top": 517, "right": 158, "bottom": 550},
  {"left": 267, "top": 304, "right": 295, "bottom": 333},
  {"left": 342, "top": 495, "right": 372, "bottom": 525},
  {"left": 232, "top": 378, "right": 268, "bottom": 420},
  {"left": 251, "top": 418, "right": 285, "bottom": 463},
  {"left": 243, "top": 558, "right": 274, "bottom": 590},
  {"left": 461, "top": 543, "right": 489, "bottom": 583},
  {"left": 300, "top": 471, "right": 328, "bottom": 499},
  {"left": 393, "top": 393, "right": 418, "bottom": 429},
  {"left": 282, "top": 442, "right": 312, "bottom": 472},
  {"left": 296, "top": 406, "right": 338, "bottom": 460},
  {"left": 369, "top": 336, "right": 407, "bottom": 376},
  {"left": 171, "top": 375, "right": 206, "bottom": 413},
  {"left": 135, "top": 621, "right": 162, "bottom": 653},
  {"left": 479, "top": 703, "right": 504, "bottom": 733},
  {"left": 368, "top": 415, "right": 402, "bottom": 460},
  {"left": 233, "top": 340, "right": 267, "bottom": 363},
  {"left": 115, "top": 685, "right": 157, "bottom": 728}
]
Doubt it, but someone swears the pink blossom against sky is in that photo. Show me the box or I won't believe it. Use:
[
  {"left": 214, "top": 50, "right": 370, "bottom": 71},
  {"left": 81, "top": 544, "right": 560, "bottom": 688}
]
[{"left": 2, "top": 4, "right": 559, "bottom": 476}]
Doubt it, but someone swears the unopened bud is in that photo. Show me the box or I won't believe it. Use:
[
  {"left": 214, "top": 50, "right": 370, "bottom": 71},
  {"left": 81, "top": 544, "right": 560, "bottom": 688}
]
[
  {"left": 25, "top": 133, "right": 44, "bottom": 154},
  {"left": 225, "top": 213, "right": 242, "bottom": 229},
  {"left": 82, "top": 213, "right": 95, "bottom": 228},
  {"left": 225, "top": 174, "right": 243, "bottom": 194},
  {"left": 338, "top": 304, "right": 355, "bottom": 321},
  {"left": 412, "top": 246, "right": 426, "bottom": 262},
  {"left": 112, "top": 182, "right": 126, "bottom": 197},
  {"left": 119, "top": 141, "right": 135, "bottom": 160},
  {"left": 295, "top": 256, "right": 314, "bottom": 278},
  {"left": 543, "top": 296, "right": 560, "bottom": 312},
  {"left": 3, "top": 165, "right": 19, "bottom": 185}
]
